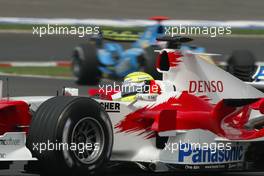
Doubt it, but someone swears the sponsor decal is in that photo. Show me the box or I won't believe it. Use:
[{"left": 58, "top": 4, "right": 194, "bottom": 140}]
[
  {"left": 185, "top": 165, "right": 201, "bottom": 170},
  {"left": 182, "top": 162, "right": 243, "bottom": 170},
  {"left": 203, "top": 164, "right": 225, "bottom": 169},
  {"left": 100, "top": 102, "right": 120, "bottom": 112},
  {"left": 184, "top": 164, "right": 226, "bottom": 170},
  {"left": 0, "top": 138, "right": 20, "bottom": 145},
  {"left": 228, "top": 162, "right": 243, "bottom": 169},
  {"left": 178, "top": 143, "right": 243, "bottom": 163},
  {"left": 189, "top": 80, "right": 224, "bottom": 93}
]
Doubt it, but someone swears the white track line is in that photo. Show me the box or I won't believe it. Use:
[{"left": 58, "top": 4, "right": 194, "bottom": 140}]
[
  {"left": 0, "top": 72, "right": 75, "bottom": 80},
  {"left": 0, "top": 61, "right": 71, "bottom": 67},
  {"left": 0, "top": 29, "right": 264, "bottom": 38},
  {"left": 1, "top": 17, "right": 264, "bottom": 28}
]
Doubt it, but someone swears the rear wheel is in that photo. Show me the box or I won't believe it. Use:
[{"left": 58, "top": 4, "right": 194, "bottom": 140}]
[
  {"left": 27, "top": 96, "right": 113, "bottom": 175},
  {"left": 227, "top": 50, "right": 256, "bottom": 81},
  {"left": 72, "top": 42, "right": 101, "bottom": 85}
]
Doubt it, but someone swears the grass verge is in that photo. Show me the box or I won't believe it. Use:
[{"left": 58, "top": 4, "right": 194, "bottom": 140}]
[{"left": 0, "top": 66, "right": 72, "bottom": 77}]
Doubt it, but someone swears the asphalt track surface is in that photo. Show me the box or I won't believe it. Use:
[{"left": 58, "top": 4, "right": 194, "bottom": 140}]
[
  {"left": 0, "top": 33, "right": 264, "bottom": 61},
  {"left": 0, "top": 0, "right": 264, "bottom": 20},
  {"left": 0, "top": 75, "right": 89, "bottom": 96},
  {"left": 0, "top": 161, "right": 264, "bottom": 176}
]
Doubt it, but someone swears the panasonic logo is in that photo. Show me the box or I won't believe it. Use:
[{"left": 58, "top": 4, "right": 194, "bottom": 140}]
[{"left": 178, "top": 144, "right": 244, "bottom": 163}]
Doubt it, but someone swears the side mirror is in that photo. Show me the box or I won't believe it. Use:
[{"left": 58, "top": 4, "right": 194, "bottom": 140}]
[{"left": 63, "top": 87, "right": 79, "bottom": 96}]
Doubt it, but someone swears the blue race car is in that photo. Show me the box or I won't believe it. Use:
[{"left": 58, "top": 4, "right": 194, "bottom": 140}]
[{"left": 72, "top": 16, "right": 205, "bottom": 84}]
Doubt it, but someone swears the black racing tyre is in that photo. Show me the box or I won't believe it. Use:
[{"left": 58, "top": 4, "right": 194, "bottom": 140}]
[
  {"left": 27, "top": 96, "right": 113, "bottom": 175},
  {"left": 72, "top": 42, "right": 101, "bottom": 85},
  {"left": 142, "top": 45, "right": 162, "bottom": 80},
  {"left": 227, "top": 50, "right": 256, "bottom": 82},
  {"left": 0, "top": 161, "right": 12, "bottom": 170}
]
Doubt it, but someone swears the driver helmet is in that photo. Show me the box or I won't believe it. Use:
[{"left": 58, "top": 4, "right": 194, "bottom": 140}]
[{"left": 120, "top": 72, "right": 154, "bottom": 102}]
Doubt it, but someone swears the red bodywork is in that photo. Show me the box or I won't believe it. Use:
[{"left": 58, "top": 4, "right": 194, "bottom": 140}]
[
  {"left": 149, "top": 16, "right": 170, "bottom": 22},
  {"left": 0, "top": 100, "right": 31, "bottom": 135},
  {"left": 115, "top": 92, "right": 264, "bottom": 140},
  {"left": 89, "top": 82, "right": 264, "bottom": 140},
  {"left": 88, "top": 88, "right": 118, "bottom": 100}
]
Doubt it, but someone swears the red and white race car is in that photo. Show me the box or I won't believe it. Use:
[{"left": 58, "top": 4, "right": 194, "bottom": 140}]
[{"left": 1, "top": 36, "right": 264, "bottom": 175}]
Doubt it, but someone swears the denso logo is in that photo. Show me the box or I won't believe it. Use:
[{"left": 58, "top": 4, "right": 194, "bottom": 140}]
[
  {"left": 178, "top": 144, "right": 243, "bottom": 163},
  {"left": 189, "top": 80, "right": 224, "bottom": 93}
]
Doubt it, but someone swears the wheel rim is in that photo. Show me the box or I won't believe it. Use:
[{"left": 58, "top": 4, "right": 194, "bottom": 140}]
[
  {"left": 73, "top": 59, "right": 81, "bottom": 77},
  {"left": 71, "top": 117, "right": 105, "bottom": 164}
]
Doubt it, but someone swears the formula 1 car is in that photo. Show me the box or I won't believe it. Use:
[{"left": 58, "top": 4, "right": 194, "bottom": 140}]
[
  {"left": 72, "top": 16, "right": 205, "bottom": 84},
  {"left": 2, "top": 36, "right": 264, "bottom": 175}
]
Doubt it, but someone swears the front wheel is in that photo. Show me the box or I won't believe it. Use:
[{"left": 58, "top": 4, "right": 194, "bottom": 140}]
[{"left": 27, "top": 96, "right": 113, "bottom": 175}]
